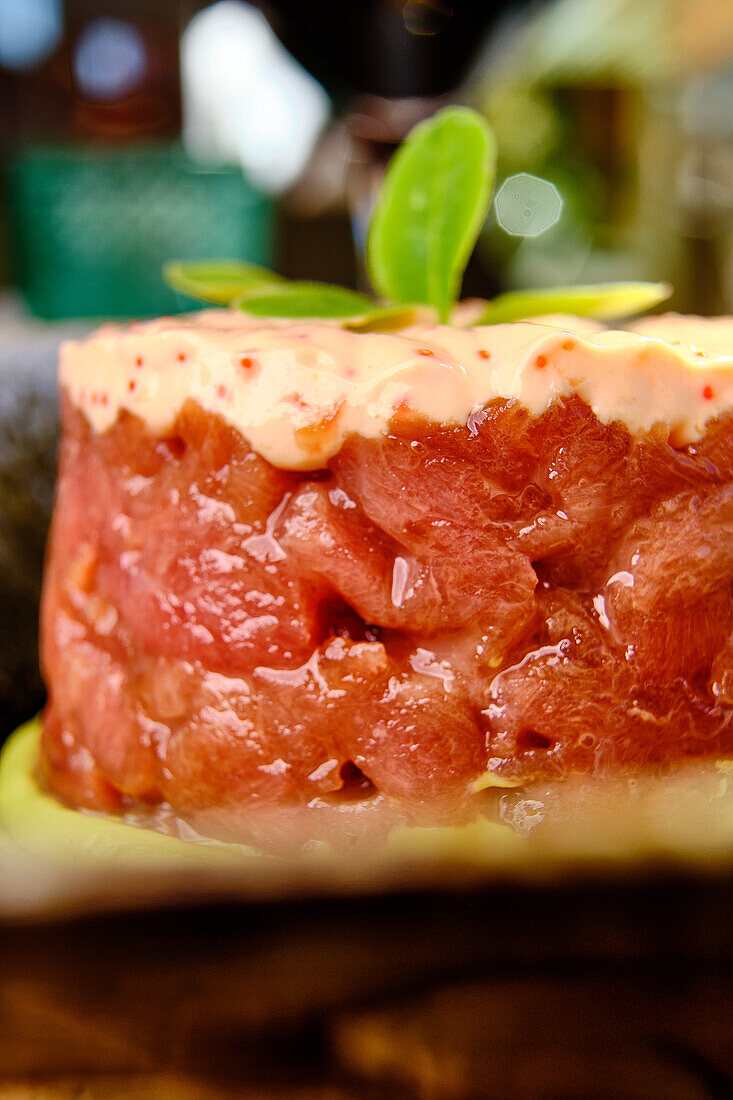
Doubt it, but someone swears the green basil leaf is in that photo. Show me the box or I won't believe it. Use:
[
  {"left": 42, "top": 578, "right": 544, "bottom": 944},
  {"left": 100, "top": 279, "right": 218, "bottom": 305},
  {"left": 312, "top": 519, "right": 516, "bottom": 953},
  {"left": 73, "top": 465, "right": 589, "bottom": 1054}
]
[
  {"left": 367, "top": 107, "right": 497, "bottom": 323},
  {"left": 342, "top": 306, "right": 417, "bottom": 332},
  {"left": 477, "top": 281, "right": 672, "bottom": 325},
  {"left": 163, "top": 259, "right": 285, "bottom": 304},
  {"left": 235, "top": 282, "right": 376, "bottom": 319}
]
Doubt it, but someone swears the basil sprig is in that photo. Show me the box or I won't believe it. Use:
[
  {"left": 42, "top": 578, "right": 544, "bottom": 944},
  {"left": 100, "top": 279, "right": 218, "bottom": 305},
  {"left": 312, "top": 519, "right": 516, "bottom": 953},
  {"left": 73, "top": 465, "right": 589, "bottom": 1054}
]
[{"left": 164, "top": 108, "right": 672, "bottom": 328}]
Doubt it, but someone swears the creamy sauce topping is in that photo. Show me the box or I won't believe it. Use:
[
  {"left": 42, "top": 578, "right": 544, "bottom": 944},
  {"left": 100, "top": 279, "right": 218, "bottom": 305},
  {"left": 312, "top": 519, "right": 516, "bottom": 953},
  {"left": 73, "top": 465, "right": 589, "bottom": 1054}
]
[{"left": 60, "top": 310, "right": 733, "bottom": 470}]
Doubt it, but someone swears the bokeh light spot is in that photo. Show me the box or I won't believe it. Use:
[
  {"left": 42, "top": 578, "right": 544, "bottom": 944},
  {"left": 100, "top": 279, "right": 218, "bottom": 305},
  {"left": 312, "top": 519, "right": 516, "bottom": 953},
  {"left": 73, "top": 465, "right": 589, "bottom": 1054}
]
[
  {"left": 73, "top": 17, "right": 146, "bottom": 102},
  {"left": 0, "top": 0, "right": 62, "bottom": 70},
  {"left": 403, "top": 1, "right": 453, "bottom": 36},
  {"left": 495, "top": 173, "right": 562, "bottom": 237}
]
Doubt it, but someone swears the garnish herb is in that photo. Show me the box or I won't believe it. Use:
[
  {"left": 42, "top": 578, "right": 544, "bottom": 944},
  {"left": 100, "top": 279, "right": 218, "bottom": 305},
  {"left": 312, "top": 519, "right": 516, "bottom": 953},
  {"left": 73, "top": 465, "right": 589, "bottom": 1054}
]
[
  {"left": 477, "top": 282, "right": 672, "bottom": 326},
  {"left": 163, "top": 260, "right": 284, "bottom": 304},
  {"left": 366, "top": 107, "right": 496, "bottom": 323},
  {"left": 164, "top": 109, "right": 672, "bottom": 327},
  {"left": 234, "top": 283, "right": 375, "bottom": 319},
  {"left": 343, "top": 307, "right": 416, "bottom": 332}
]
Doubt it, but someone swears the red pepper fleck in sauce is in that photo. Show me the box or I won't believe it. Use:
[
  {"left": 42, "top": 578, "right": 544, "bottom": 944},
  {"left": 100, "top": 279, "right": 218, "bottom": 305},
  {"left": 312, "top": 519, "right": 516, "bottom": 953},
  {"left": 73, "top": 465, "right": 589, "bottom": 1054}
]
[
  {"left": 536, "top": 354, "right": 548, "bottom": 369},
  {"left": 239, "top": 356, "right": 253, "bottom": 369},
  {"left": 703, "top": 384, "right": 715, "bottom": 400},
  {"left": 128, "top": 380, "right": 136, "bottom": 392},
  {"left": 293, "top": 401, "right": 345, "bottom": 452},
  {"left": 417, "top": 348, "right": 434, "bottom": 357},
  {"left": 177, "top": 352, "right": 187, "bottom": 362},
  {"left": 562, "top": 340, "right": 574, "bottom": 351},
  {"left": 478, "top": 349, "right": 491, "bottom": 360},
  {"left": 100, "top": 393, "right": 109, "bottom": 406}
]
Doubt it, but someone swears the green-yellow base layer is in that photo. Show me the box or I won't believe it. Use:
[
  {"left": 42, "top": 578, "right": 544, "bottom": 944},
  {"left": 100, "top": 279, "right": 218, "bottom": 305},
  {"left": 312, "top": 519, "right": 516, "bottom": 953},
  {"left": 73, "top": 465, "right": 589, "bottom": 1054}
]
[
  {"left": 6, "top": 719, "right": 732, "bottom": 880},
  {"left": 0, "top": 719, "right": 262, "bottom": 870},
  {"left": 0, "top": 720, "right": 522, "bottom": 875}
]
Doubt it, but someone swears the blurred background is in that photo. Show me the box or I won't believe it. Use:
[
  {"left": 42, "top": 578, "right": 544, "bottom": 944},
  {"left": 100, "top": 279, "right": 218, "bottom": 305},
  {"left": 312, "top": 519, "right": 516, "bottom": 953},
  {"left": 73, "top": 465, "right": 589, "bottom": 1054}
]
[
  {"left": 1, "top": 0, "right": 733, "bottom": 317},
  {"left": 1, "top": 0, "right": 733, "bottom": 741}
]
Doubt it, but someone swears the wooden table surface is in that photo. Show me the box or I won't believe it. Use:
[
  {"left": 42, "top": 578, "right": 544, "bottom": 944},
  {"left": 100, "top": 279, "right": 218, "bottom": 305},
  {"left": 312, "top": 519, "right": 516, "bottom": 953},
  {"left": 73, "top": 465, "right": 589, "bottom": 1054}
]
[{"left": 1, "top": 871, "right": 731, "bottom": 1098}]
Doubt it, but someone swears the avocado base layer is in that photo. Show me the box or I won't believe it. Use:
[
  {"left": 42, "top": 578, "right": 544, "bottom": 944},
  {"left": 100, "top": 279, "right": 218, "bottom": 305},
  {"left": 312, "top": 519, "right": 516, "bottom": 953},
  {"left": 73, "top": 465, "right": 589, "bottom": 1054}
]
[
  {"left": 0, "top": 719, "right": 261, "bottom": 869},
  {"left": 0, "top": 720, "right": 525, "bottom": 878},
  {"left": 5, "top": 719, "right": 733, "bottom": 882}
]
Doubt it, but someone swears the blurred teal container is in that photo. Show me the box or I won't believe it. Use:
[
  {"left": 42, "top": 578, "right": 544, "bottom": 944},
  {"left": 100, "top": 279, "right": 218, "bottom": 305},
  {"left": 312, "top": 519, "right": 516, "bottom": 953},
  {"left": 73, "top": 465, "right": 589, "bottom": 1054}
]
[{"left": 6, "top": 144, "right": 274, "bottom": 320}]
